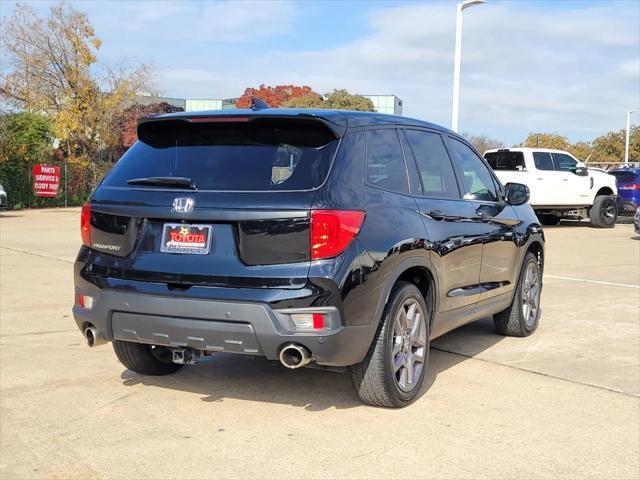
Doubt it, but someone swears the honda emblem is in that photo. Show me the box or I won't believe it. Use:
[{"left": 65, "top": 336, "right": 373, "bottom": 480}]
[{"left": 173, "top": 197, "right": 195, "bottom": 214}]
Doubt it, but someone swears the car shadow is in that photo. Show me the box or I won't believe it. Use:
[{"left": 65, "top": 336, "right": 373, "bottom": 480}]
[
  {"left": 119, "top": 317, "right": 504, "bottom": 411},
  {"left": 542, "top": 220, "right": 592, "bottom": 228}
]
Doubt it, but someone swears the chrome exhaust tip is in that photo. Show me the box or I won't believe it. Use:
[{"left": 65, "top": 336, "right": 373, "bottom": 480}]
[
  {"left": 84, "top": 325, "right": 106, "bottom": 347},
  {"left": 279, "top": 343, "right": 312, "bottom": 369}
]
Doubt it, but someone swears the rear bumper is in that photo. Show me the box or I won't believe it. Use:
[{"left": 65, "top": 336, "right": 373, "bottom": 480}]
[{"left": 73, "top": 265, "right": 373, "bottom": 367}]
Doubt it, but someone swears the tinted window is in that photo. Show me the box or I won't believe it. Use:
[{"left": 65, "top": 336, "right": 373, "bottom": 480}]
[
  {"left": 484, "top": 151, "right": 525, "bottom": 171},
  {"left": 102, "top": 118, "right": 338, "bottom": 191},
  {"left": 405, "top": 130, "right": 459, "bottom": 198},
  {"left": 553, "top": 153, "right": 578, "bottom": 171},
  {"left": 448, "top": 138, "right": 498, "bottom": 202},
  {"left": 533, "top": 152, "right": 555, "bottom": 171},
  {"left": 366, "top": 129, "right": 408, "bottom": 193},
  {"left": 610, "top": 170, "right": 640, "bottom": 184}
]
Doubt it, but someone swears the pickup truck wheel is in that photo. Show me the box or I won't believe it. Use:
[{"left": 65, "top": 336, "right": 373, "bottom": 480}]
[
  {"left": 538, "top": 214, "right": 561, "bottom": 226},
  {"left": 494, "top": 252, "right": 541, "bottom": 337},
  {"left": 350, "top": 281, "right": 429, "bottom": 408},
  {"left": 590, "top": 195, "right": 617, "bottom": 228},
  {"left": 113, "top": 340, "right": 183, "bottom": 376}
]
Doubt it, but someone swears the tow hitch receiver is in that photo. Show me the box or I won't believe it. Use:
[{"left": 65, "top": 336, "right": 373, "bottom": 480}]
[{"left": 172, "top": 348, "right": 201, "bottom": 365}]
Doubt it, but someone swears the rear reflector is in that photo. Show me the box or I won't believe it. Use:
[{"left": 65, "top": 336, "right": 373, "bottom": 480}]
[
  {"left": 291, "top": 313, "right": 327, "bottom": 331},
  {"left": 80, "top": 204, "right": 91, "bottom": 247},
  {"left": 78, "top": 294, "right": 93, "bottom": 310},
  {"left": 310, "top": 210, "right": 365, "bottom": 260}
]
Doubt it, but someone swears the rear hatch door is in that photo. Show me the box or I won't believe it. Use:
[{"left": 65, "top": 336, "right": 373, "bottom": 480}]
[{"left": 87, "top": 116, "right": 340, "bottom": 289}]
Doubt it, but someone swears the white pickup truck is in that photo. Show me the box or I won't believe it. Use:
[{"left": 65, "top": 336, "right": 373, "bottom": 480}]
[{"left": 484, "top": 148, "right": 618, "bottom": 227}]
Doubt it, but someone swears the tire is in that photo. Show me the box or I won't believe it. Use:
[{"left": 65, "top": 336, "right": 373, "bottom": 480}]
[
  {"left": 590, "top": 195, "right": 617, "bottom": 228},
  {"left": 494, "top": 252, "right": 542, "bottom": 337},
  {"left": 350, "top": 281, "right": 430, "bottom": 408},
  {"left": 113, "top": 340, "right": 183, "bottom": 376},
  {"left": 538, "top": 214, "right": 561, "bottom": 226}
]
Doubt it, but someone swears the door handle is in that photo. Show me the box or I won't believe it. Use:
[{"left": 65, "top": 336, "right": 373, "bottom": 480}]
[{"left": 426, "top": 209, "right": 446, "bottom": 221}]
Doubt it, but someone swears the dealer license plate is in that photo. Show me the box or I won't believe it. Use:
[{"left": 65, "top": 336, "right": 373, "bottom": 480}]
[{"left": 160, "top": 223, "right": 212, "bottom": 255}]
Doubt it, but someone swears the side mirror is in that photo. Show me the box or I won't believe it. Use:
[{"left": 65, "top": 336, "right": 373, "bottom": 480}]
[
  {"left": 574, "top": 166, "right": 588, "bottom": 176},
  {"left": 504, "top": 182, "right": 529, "bottom": 206}
]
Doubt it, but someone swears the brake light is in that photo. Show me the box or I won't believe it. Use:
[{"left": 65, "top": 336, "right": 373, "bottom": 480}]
[
  {"left": 618, "top": 184, "right": 640, "bottom": 190},
  {"left": 188, "top": 116, "right": 249, "bottom": 123},
  {"left": 80, "top": 203, "right": 91, "bottom": 246},
  {"left": 310, "top": 210, "right": 365, "bottom": 260}
]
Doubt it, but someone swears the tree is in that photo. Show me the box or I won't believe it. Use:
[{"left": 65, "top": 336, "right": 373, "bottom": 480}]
[
  {"left": 1, "top": 2, "right": 153, "bottom": 163},
  {"left": 280, "top": 91, "right": 324, "bottom": 109},
  {"left": 520, "top": 132, "right": 572, "bottom": 151},
  {"left": 283, "top": 89, "right": 375, "bottom": 111},
  {"left": 518, "top": 128, "right": 640, "bottom": 163},
  {"left": 0, "top": 112, "right": 54, "bottom": 208},
  {"left": 590, "top": 127, "right": 640, "bottom": 163},
  {"left": 519, "top": 132, "right": 592, "bottom": 161},
  {"left": 463, "top": 133, "right": 505, "bottom": 154},
  {"left": 235, "top": 85, "right": 318, "bottom": 108},
  {"left": 119, "top": 102, "right": 184, "bottom": 150}
]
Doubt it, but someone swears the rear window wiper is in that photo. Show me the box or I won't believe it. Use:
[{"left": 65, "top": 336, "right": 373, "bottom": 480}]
[{"left": 127, "top": 177, "right": 196, "bottom": 189}]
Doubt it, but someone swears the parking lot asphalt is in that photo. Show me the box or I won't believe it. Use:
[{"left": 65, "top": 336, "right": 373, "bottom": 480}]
[{"left": 1, "top": 208, "right": 638, "bottom": 479}]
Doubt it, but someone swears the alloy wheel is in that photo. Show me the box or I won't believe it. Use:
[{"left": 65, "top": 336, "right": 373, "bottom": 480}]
[
  {"left": 392, "top": 299, "right": 427, "bottom": 392},
  {"left": 521, "top": 262, "right": 541, "bottom": 328},
  {"left": 602, "top": 202, "right": 616, "bottom": 222}
]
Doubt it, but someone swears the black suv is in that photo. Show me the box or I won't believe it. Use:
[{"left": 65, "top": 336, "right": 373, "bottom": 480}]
[{"left": 73, "top": 108, "right": 544, "bottom": 407}]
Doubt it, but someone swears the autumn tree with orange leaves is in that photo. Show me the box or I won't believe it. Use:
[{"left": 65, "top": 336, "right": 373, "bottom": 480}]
[{"left": 235, "top": 85, "right": 320, "bottom": 108}]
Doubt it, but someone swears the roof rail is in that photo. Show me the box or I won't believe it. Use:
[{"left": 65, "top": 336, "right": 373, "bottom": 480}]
[{"left": 250, "top": 96, "right": 271, "bottom": 110}]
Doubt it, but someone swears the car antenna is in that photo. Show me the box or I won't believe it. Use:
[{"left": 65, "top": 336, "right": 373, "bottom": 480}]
[{"left": 250, "top": 96, "right": 271, "bottom": 110}]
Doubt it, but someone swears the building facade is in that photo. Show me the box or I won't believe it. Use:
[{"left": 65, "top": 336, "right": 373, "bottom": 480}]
[{"left": 361, "top": 95, "right": 403, "bottom": 115}]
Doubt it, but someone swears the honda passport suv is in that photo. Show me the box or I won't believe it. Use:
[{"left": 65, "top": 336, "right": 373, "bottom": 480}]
[{"left": 73, "top": 107, "right": 544, "bottom": 407}]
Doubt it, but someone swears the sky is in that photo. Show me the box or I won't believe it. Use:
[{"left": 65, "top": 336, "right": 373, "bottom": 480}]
[{"left": 2, "top": 0, "right": 639, "bottom": 145}]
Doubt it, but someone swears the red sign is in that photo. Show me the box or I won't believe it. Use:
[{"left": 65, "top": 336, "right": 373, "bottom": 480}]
[{"left": 32, "top": 164, "right": 61, "bottom": 197}]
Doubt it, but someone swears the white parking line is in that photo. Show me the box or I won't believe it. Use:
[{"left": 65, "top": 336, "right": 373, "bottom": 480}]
[{"left": 545, "top": 274, "right": 639, "bottom": 289}]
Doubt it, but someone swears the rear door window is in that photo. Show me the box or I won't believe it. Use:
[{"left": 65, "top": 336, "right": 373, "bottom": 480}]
[
  {"left": 533, "top": 152, "right": 555, "bottom": 171},
  {"left": 405, "top": 130, "right": 459, "bottom": 199},
  {"left": 366, "top": 129, "right": 409, "bottom": 194},
  {"left": 102, "top": 118, "right": 339, "bottom": 191},
  {"left": 484, "top": 151, "right": 525, "bottom": 171}
]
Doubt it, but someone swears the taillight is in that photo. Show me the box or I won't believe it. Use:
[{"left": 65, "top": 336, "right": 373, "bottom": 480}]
[
  {"left": 310, "top": 210, "right": 365, "bottom": 260},
  {"left": 80, "top": 203, "right": 91, "bottom": 246},
  {"left": 619, "top": 184, "right": 640, "bottom": 190}
]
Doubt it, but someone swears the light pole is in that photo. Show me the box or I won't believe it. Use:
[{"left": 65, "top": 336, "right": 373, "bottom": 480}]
[
  {"left": 451, "top": 0, "right": 485, "bottom": 133},
  {"left": 624, "top": 109, "right": 639, "bottom": 164}
]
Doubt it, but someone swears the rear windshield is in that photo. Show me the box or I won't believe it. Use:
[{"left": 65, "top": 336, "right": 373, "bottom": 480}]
[
  {"left": 484, "top": 151, "right": 525, "bottom": 171},
  {"left": 102, "top": 118, "right": 339, "bottom": 191}
]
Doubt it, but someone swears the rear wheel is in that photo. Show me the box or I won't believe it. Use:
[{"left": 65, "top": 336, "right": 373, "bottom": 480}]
[
  {"left": 494, "top": 252, "right": 542, "bottom": 337},
  {"left": 350, "top": 282, "right": 430, "bottom": 408},
  {"left": 538, "top": 214, "right": 561, "bottom": 226},
  {"left": 113, "top": 341, "right": 183, "bottom": 376},
  {"left": 590, "top": 195, "right": 617, "bottom": 228}
]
